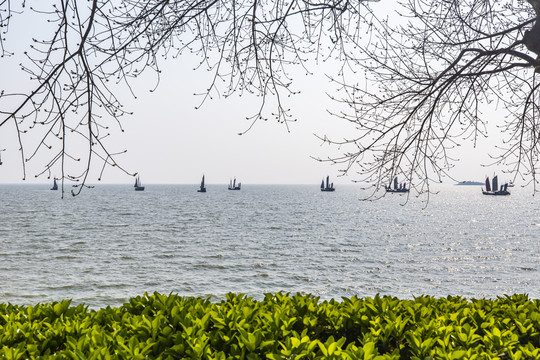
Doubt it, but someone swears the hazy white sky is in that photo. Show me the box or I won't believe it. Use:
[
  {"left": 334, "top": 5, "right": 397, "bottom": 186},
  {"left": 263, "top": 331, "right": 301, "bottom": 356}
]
[{"left": 0, "top": 2, "right": 507, "bottom": 186}]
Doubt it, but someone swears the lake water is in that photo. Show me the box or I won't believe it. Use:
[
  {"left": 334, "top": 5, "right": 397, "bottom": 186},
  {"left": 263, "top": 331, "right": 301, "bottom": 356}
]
[{"left": 0, "top": 183, "right": 538, "bottom": 309}]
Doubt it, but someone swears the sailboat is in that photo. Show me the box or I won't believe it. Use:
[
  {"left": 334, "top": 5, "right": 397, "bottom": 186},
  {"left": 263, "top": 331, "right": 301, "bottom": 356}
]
[
  {"left": 197, "top": 175, "right": 207, "bottom": 192},
  {"left": 320, "top": 175, "right": 335, "bottom": 192},
  {"left": 228, "top": 178, "right": 241, "bottom": 190},
  {"left": 385, "top": 177, "right": 409, "bottom": 193},
  {"left": 134, "top": 175, "right": 145, "bottom": 191},
  {"left": 482, "top": 175, "right": 510, "bottom": 196},
  {"left": 50, "top": 178, "right": 58, "bottom": 191}
]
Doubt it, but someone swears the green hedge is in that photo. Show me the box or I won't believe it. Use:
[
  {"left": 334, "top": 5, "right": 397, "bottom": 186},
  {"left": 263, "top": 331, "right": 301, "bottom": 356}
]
[{"left": 1, "top": 292, "right": 540, "bottom": 359}]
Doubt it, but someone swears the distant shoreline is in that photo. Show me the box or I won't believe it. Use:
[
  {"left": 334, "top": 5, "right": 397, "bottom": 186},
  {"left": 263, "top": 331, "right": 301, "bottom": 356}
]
[{"left": 455, "top": 181, "right": 484, "bottom": 186}]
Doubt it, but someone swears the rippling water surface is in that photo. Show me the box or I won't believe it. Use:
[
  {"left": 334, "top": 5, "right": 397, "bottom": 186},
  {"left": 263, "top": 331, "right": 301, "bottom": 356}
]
[{"left": 0, "top": 184, "right": 538, "bottom": 308}]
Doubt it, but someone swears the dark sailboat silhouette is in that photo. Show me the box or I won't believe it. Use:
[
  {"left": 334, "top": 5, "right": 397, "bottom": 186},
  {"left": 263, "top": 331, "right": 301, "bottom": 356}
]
[
  {"left": 197, "top": 175, "right": 207, "bottom": 193},
  {"left": 482, "top": 175, "right": 510, "bottom": 196},
  {"left": 385, "top": 177, "right": 409, "bottom": 193},
  {"left": 228, "top": 178, "right": 241, "bottom": 190},
  {"left": 134, "top": 176, "right": 145, "bottom": 191},
  {"left": 50, "top": 178, "right": 58, "bottom": 191},
  {"left": 320, "top": 176, "right": 335, "bottom": 192}
]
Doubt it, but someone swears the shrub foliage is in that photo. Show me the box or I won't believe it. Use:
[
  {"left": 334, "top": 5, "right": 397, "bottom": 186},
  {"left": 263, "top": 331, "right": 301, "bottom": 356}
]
[{"left": 0, "top": 293, "right": 539, "bottom": 359}]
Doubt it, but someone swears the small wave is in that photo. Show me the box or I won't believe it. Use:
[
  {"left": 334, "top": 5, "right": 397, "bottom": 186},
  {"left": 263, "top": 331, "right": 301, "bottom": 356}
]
[
  {"left": 253, "top": 273, "right": 269, "bottom": 278},
  {"left": 57, "top": 247, "right": 81, "bottom": 253},
  {"left": 518, "top": 267, "right": 536, "bottom": 271},
  {"left": 292, "top": 274, "right": 311, "bottom": 282},
  {"left": 55, "top": 255, "right": 78, "bottom": 260},
  {"left": 16, "top": 293, "right": 50, "bottom": 300},
  {"left": 155, "top": 254, "right": 175, "bottom": 259},
  {"left": 46, "top": 284, "right": 89, "bottom": 291},
  {"left": 191, "top": 264, "right": 228, "bottom": 270},
  {"left": 93, "top": 283, "right": 129, "bottom": 290},
  {"left": 105, "top": 223, "right": 130, "bottom": 228},
  {"left": 252, "top": 263, "right": 278, "bottom": 269}
]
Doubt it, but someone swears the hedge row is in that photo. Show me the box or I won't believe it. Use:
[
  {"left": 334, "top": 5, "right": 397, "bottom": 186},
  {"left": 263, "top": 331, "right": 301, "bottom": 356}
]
[{"left": 1, "top": 292, "right": 540, "bottom": 359}]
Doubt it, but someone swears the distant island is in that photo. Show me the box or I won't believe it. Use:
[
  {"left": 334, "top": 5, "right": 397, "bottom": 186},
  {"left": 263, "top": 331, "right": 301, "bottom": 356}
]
[{"left": 455, "top": 181, "right": 484, "bottom": 186}]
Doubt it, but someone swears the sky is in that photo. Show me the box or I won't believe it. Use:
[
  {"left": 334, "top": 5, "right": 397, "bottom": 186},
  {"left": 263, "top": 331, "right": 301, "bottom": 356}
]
[{"left": 0, "top": 2, "right": 508, "bottom": 186}]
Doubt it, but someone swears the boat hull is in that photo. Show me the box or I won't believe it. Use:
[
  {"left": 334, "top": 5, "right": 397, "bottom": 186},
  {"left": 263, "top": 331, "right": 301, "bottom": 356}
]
[
  {"left": 386, "top": 189, "right": 409, "bottom": 193},
  {"left": 482, "top": 191, "right": 510, "bottom": 196},
  {"left": 321, "top": 188, "right": 335, "bottom": 192},
  {"left": 197, "top": 188, "right": 206, "bottom": 193},
  {"left": 135, "top": 186, "right": 145, "bottom": 191}
]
